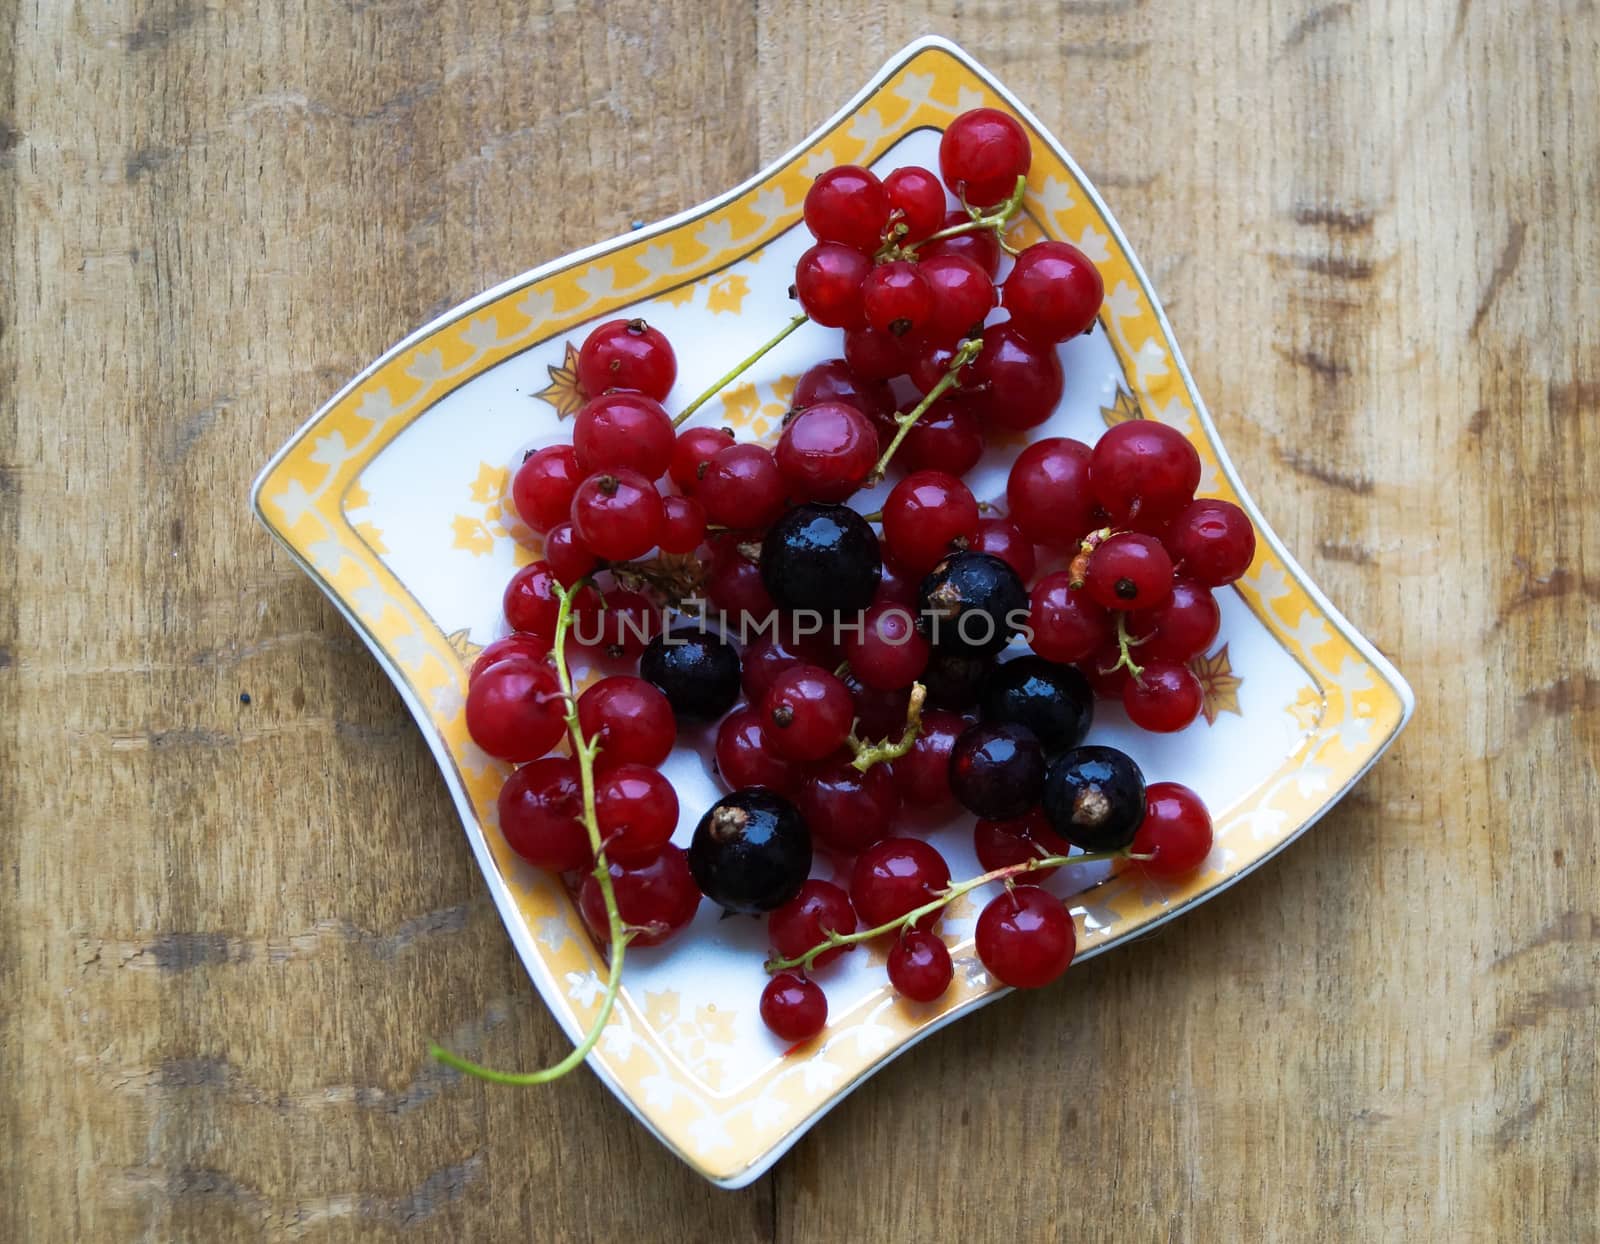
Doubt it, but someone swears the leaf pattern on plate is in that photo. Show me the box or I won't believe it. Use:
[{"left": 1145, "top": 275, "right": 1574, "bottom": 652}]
[{"left": 534, "top": 341, "right": 586, "bottom": 417}]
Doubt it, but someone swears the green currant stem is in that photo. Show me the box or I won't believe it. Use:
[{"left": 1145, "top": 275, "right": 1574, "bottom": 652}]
[
  {"left": 868, "top": 337, "right": 983, "bottom": 483},
  {"left": 671, "top": 314, "right": 808, "bottom": 428},
  {"left": 429, "top": 581, "right": 630, "bottom": 1086},
  {"left": 1106, "top": 612, "right": 1146, "bottom": 684},
  {"left": 847, "top": 682, "right": 925, "bottom": 773},
  {"left": 879, "top": 174, "right": 1028, "bottom": 261},
  {"left": 764, "top": 847, "right": 1143, "bottom": 974},
  {"left": 859, "top": 510, "right": 883, "bottom": 523}
]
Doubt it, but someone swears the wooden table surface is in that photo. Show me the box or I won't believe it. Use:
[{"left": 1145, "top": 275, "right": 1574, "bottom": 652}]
[{"left": 4, "top": 2, "right": 1597, "bottom": 1240}]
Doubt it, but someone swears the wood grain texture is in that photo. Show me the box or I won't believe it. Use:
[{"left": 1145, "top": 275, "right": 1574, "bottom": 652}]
[{"left": 2, "top": 1, "right": 1595, "bottom": 1240}]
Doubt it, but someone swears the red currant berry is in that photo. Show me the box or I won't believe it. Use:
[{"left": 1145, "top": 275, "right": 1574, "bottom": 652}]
[
  {"left": 1078, "top": 637, "right": 1134, "bottom": 700},
  {"left": 920, "top": 209, "right": 1000, "bottom": 275},
  {"left": 595, "top": 763, "right": 679, "bottom": 865},
  {"left": 1129, "top": 579, "right": 1220, "bottom": 662},
  {"left": 847, "top": 675, "right": 913, "bottom": 743},
  {"left": 975, "top": 885, "right": 1074, "bottom": 988},
  {"left": 573, "top": 392, "right": 675, "bottom": 481},
  {"left": 890, "top": 708, "right": 964, "bottom": 809},
  {"left": 512, "top": 444, "right": 583, "bottom": 533},
  {"left": 1122, "top": 660, "right": 1204, "bottom": 732},
  {"left": 503, "top": 560, "right": 595, "bottom": 640},
  {"left": 658, "top": 494, "right": 707, "bottom": 555},
  {"left": 881, "top": 469, "right": 980, "bottom": 575},
  {"left": 464, "top": 656, "right": 565, "bottom": 762},
  {"left": 919, "top": 253, "right": 997, "bottom": 347},
  {"left": 804, "top": 165, "right": 890, "bottom": 252},
  {"left": 862, "top": 260, "right": 933, "bottom": 339},
  {"left": 939, "top": 107, "right": 1031, "bottom": 207},
  {"left": 874, "top": 556, "right": 920, "bottom": 610},
  {"left": 580, "top": 587, "right": 658, "bottom": 659},
  {"left": 1165, "top": 498, "right": 1256, "bottom": 586},
  {"left": 967, "top": 324, "right": 1063, "bottom": 431},
  {"left": 851, "top": 837, "right": 951, "bottom": 930},
  {"left": 668, "top": 425, "right": 735, "bottom": 495},
  {"left": 972, "top": 517, "right": 1036, "bottom": 581},
  {"left": 577, "top": 675, "right": 676, "bottom": 771},
  {"left": 714, "top": 706, "right": 804, "bottom": 796},
  {"left": 570, "top": 469, "right": 665, "bottom": 561},
  {"left": 579, "top": 844, "right": 701, "bottom": 948},
  {"left": 760, "top": 972, "right": 827, "bottom": 1042},
  {"left": 769, "top": 879, "right": 857, "bottom": 970},
  {"left": 841, "top": 601, "right": 930, "bottom": 691},
  {"left": 794, "top": 242, "right": 872, "bottom": 329},
  {"left": 883, "top": 165, "right": 947, "bottom": 242},
  {"left": 776, "top": 401, "right": 879, "bottom": 503},
  {"left": 1130, "top": 781, "right": 1214, "bottom": 879},
  {"left": 887, "top": 928, "right": 954, "bottom": 1002},
  {"left": 798, "top": 758, "right": 901, "bottom": 854},
  {"left": 908, "top": 341, "right": 959, "bottom": 396},
  {"left": 1028, "top": 572, "right": 1111, "bottom": 663},
  {"left": 1006, "top": 437, "right": 1096, "bottom": 549},
  {"left": 707, "top": 546, "right": 777, "bottom": 625},
  {"left": 1001, "top": 241, "right": 1103, "bottom": 343},
  {"left": 497, "top": 756, "right": 591, "bottom": 872},
  {"left": 844, "top": 324, "right": 915, "bottom": 386},
  {"left": 740, "top": 625, "right": 836, "bottom": 704},
  {"left": 900, "top": 396, "right": 984, "bottom": 476},
  {"left": 470, "top": 632, "right": 551, "bottom": 682},
  {"left": 793, "top": 358, "right": 894, "bottom": 423},
  {"left": 973, "top": 808, "right": 1060, "bottom": 880},
  {"left": 1088, "top": 421, "right": 1201, "bottom": 526},
  {"left": 576, "top": 317, "right": 676, "bottom": 402},
  {"left": 1084, "top": 533, "right": 1174, "bottom": 610},
  {"left": 763, "top": 664, "right": 854, "bottom": 762},
  {"left": 544, "top": 522, "right": 598, "bottom": 585},
  {"left": 698, "top": 443, "right": 786, "bottom": 530}
]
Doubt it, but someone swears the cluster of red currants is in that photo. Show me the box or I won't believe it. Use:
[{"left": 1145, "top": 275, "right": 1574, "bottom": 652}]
[{"left": 457, "top": 107, "right": 1254, "bottom": 1055}]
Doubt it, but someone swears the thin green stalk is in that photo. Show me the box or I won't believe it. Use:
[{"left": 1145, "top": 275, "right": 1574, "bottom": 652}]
[
  {"left": 878, "top": 175, "right": 1029, "bottom": 261},
  {"left": 868, "top": 337, "right": 983, "bottom": 483},
  {"left": 672, "top": 314, "right": 808, "bottom": 428},
  {"left": 848, "top": 682, "right": 925, "bottom": 773}
]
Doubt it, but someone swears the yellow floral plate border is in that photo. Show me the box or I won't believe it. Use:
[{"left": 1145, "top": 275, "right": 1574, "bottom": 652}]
[{"left": 253, "top": 37, "right": 1413, "bottom": 1187}]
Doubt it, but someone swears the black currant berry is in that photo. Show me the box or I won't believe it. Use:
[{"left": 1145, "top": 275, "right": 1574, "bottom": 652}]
[
  {"left": 916, "top": 550, "right": 1027, "bottom": 657},
  {"left": 639, "top": 626, "right": 741, "bottom": 721},
  {"left": 948, "top": 721, "right": 1045, "bottom": 820},
  {"left": 920, "top": 646, "right": 994, "bottom": 711},
  {"left": 1042, "top": 745, "right": 1147, "bottom": 851},
  {"left": 688, "top": 788, "right": 813, "bottom": 914},
  {"left": 981, "top": 656, "right": 1094, "bottom": 753},
  {"left": 760, "top": 503, "right": 881, "bottom": 616}
]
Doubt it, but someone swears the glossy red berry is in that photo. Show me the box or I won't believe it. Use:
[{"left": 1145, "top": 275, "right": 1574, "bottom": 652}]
[
  {"left": 889, "top": 707, "right": 964, "bottom": 809},
  {"left": 595, "top": 763, "right": 679, "bottom": 865},
  {"left": 579, "top": 844, "right": 700, "bottom": 948},
  {"left": 862, "top": 260, "right": 933, "bottom": 339},
  {"left": 543, "top": 522, "right": 598, "bottom": 585},
  {"left": 760, "top": 972, "right": 828, "bottom": 1042},
  {"left": 975, "top": 885, "right": 1074, "bottom": 988},
  {"left": 919, "top": 253, "right": 997, "bottom": 347},
  {"left": 576, "top": 317, "right": 677, "bottom": 402},
  {"left": 798, "top": 758, "right": 901, "bottom": 854},
  {"left": 939, "top": 107, "right": 1031, "bottom": 207},
  {"left": 776, "top": 401, "right": 879, "bottom": 502},
  {"left": 464, "top": 656, "right": 566, "bottom": 762},
  {"left": 658, "top": 494, "right": 707, "bottom": 556},
  {"left": 972, "top": 517, "right": 1036, "bottom": 581},
  {"left": 1165, "top": 498, "right": 1256, "bottom": 586},
  {"left": 707, "top": 546, "right": 776, "bottom": 625},
  {"left": 581, "top": 587, "right": 658, "bottom": 659},
  {"left": 570, "top": 469, "right": 664, "bottom": 561},
  {"left": 512, "top": 444, "right": 583, "bottom": 533},
  {"left": 1129, "top": 579, "right": 1220, "bottom": 662},
  {"left": 850, "top": 837, "right": 951, "bottom": 930},
  {"left": 576, "top": 675, "right": 676, "bottom": 770},
  {"left": 1028, "top": 572, "right": 1111, "bottom": 663},
  {"left": 844, "top": 324, "right": 916, "bottom": 385},
  {"left": 1078, "top": 636, "right": 1135, "bottom": 701},
  {"left": 908, "top": 341, "right": 959, "bottom": 395},
  {"left": 1130, "top": 781, "right": 1214, "bottom": 879},
  {"left": 793, "top": 358, "right": 894, "bottom": 423},
  {"left": 973, "top": 808, "right": 1060, "bottom": 880},
  {"left": 668, "top": 425, "right": 735, "bottom": 495},
  {"left": 1122, "top": 660, "right": 1204, "bottom": 732},
  {"left": 1084, "top": 533, "right": 1174, "bottom": 610},
  {"left": 573, "top": 392, "right": 675, "bottom": 481},
  {"left": 920, "top": 209, "right": 1000, "bottom": 275},
  {"left": 887, "top": 928, "right": 954, "bottom": 1002},
  {"left": 714, "top": 706, "right": 804, "bottom": 796},
  {"left": 1088, "top": 420, "right": 1201, "bottom": 526},
  {"left": 497, "top": 756, "right": 591, "bottom": 872},
  {"left": 968, "top": 324, "right": 1063, "bottom": 431},
  {"left": 883, "top": 165, "right": 947, "bottom": 242},
  {"left": 740, "top": 625, "right": 837, "bottom": 704},
  {"left": 762, "top": 664, "right": 854, "bottom": 762},
  {"left": 503, "top": 560, "right": 594, "bottom": 640},
  {"left": 900, "top": 396, "right": 984, "bottom": 476},
  {"left": 881, "top": 469, "right": 980, "bottom": 575},
  {"left": 846, "top": 675, "right": 912, "bottom": 743},
  {"left": 698, "top": 444, "right": 786, "bottom": 530},
  {"left": 1006, "top": 437, "right": 1096, "bottom": 549},
  {"left": 470, "top": 632, "right": 552, "bottom": 681},
  {"left": 804, "top": 165, "right": 890, "bottom": 252},
  {"left": 769, "top": 880, "right": 856, "bottom": 970},
  {"left": 794, "top": 242, "right": 871, "bottom": 329},
  {"left": 1001, "top": 241, "right": 1104, "bottom": 343},
  {"left": 841, "top": 601, "right": 930, "bottom": 691}
]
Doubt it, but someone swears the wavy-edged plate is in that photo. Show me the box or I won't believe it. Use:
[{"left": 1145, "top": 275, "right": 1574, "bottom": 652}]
[{"left": 253, "top": 36, "right": 1413, "bottom": 1188}]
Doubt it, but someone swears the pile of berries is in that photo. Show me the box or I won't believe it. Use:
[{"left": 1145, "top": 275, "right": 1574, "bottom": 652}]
[{"left": 459, "top": 108, "right": 1257, "bottom": 1055}]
